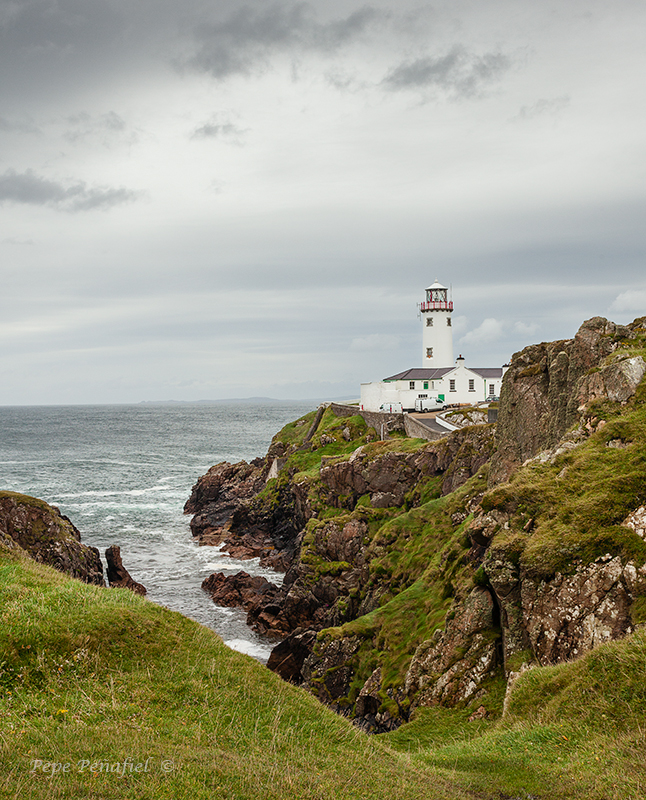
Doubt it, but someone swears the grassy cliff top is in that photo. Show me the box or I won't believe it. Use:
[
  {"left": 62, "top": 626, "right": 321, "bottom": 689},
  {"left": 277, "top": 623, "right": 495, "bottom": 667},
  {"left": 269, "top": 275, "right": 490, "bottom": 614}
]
[
  {"left": 3, "top": 541, "right": 645, "bottom": 799},
  {"left": 0, "top": 545, "right": 465, "bottom": 800}
]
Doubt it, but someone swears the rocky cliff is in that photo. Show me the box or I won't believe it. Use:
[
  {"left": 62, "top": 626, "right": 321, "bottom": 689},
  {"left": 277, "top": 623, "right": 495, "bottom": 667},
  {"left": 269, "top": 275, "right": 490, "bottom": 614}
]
[
  {"left": 0, "top": 491, "right": 104, "bottom": 585},
  {"left": 490, "top": 315, "right": 646, "bottom": 484},
  {"left": 187, "top": 316, "right": 646, "bottom": 733}
]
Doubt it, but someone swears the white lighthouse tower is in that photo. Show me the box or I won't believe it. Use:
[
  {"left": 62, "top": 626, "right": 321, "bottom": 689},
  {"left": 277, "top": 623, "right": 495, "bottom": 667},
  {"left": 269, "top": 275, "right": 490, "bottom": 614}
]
[{"left": 420, "top": 279, "right": 454, "bottom": 367}]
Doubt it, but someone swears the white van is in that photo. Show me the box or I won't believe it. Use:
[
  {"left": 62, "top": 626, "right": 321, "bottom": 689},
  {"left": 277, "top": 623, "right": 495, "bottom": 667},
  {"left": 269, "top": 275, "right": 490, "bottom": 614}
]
[
  {"left": 379, "top": 402, "right": 403, "bottom": 413},
  {"left": 414, "top": 396, "right": 445, "bottom": 413}
]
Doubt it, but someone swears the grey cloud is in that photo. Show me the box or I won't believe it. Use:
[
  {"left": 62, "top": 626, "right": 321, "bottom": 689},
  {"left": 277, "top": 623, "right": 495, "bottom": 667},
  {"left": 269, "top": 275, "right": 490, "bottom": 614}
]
[
  {"left": 0, "top": 0, "right": 122, "bottom": 55},
  {"left": 0, "top": 116, "right": 40, "bottom": 134},
  {"left": 192, "top": 119, "right": 246, "bottom": 141},
  {"left": 0, "top": 169, "right": 140, "bottom": 212},
  {"left": 64, "top": 111, "right": 133, "bottom": 144},
  {"left": 513, "top": 95, "right": 570, "bottom": 121},
  {"left": 382, "top": 46, "right": 510, "bottom": 97},
  {"left": 187, "top": 2, "right": 382, "bottom": 78}
]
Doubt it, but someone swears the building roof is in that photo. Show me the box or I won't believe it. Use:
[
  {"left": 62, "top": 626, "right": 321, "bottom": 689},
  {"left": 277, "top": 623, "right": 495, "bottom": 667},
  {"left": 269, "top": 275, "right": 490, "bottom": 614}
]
[
  {"left": 383, "top": 367, "right": 454, "bottom": 381},
  {"left": 469, "top": 367, "right": 504, "bottom": 378},
  {"left": 425, "top": 278, "right": 447, "bottom": 291}
]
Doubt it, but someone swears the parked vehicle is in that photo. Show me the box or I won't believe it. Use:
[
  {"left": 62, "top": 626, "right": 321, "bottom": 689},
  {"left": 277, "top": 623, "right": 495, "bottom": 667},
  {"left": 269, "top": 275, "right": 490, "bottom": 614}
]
[
  {"left": 379, "top": 402, "right": 403, "bottom": 413},
  {"left": 414, "top": 396, "right": 445, "bottom": 412}
]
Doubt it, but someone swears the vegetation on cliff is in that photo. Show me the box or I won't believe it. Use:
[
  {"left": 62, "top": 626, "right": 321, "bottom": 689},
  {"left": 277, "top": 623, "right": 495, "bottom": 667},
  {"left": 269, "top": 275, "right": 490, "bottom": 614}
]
[
  {"left": 0, "top": 545, "right": 469, "bottom": 800},
  {"left": 3, "top": 315, "right": 646, "bottom": 798},
  {"left": 2, "top": 523, "right": 646, "bottom": 798}
]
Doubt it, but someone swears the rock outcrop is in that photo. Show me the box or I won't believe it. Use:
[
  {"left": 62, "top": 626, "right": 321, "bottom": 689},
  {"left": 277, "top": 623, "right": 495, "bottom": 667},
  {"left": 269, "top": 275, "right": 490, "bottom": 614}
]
[
  {"left": 485, "top": 550, "right": 637, "bottom": 670},
  {"left": 185, "top": 457, "right": 306, "bottom": 570},
  {"left": 490, "top": 317, "right": 645, "bottom": 484},
  {"left": 405, "top": 587, "right": 499, "bottom": 708},
  {"left": 105, "top": 545, "right": 147, "bottom": 595},
  {"left": 0, "top": 491, "right": 104, "bottom": 585},
  {"left": 319, "top": 424, "right": 494, "bottom": 508},
  {"left": 185, "top": 321, "right": 646, "bottom": 733}
]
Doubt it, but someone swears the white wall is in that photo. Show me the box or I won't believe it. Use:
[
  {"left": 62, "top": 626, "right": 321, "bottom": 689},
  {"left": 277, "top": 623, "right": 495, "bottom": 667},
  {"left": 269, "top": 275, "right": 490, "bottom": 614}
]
[
  {"left": 361, "top": 367, "right": 504, "bottom": 411},
  {"left": 421, "top": 309, "right": 454, "bottom": 368}
]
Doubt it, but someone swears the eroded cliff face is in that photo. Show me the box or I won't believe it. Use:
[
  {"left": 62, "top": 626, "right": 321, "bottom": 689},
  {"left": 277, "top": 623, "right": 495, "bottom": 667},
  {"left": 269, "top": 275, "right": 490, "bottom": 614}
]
[
  {"left": 490, "top": 316, "right": 646, "bottom": 484},
  {"left": 187, "top": 316, "right": 646, "bottom": 733},
  {"left": 189, "top": 411, "right": 495, "bottom": 644},
  {"left": 0, "top": 491, "right": 104, "bottom": 585}
]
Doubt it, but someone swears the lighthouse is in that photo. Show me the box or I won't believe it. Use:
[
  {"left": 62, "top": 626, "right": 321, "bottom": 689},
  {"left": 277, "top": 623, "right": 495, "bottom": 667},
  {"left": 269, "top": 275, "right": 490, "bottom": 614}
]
[
  {"left": 359, "top": 278, "right": 506, "bottom": 412},
  {"left": 420, "top": 279, "right": 454, "bottom": 367}
]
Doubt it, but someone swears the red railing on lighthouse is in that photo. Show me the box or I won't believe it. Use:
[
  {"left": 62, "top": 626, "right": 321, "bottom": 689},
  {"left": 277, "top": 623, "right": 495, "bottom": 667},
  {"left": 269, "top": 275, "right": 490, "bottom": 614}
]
[{"left": 421, "top": 301, "right": 453, "bottom": 311}]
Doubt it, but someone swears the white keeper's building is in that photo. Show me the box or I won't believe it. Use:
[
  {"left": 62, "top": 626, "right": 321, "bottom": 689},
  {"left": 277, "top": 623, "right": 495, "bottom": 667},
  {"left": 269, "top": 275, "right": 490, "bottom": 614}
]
[{"left": 360, "top": 280, "right": 508, "bottom": 411}]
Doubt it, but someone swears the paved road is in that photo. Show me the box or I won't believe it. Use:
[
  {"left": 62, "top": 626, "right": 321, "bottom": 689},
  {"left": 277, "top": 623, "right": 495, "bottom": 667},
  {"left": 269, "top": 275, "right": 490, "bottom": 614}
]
[{"left": 407, "top": 412, "right": 449, "bottom": 435}]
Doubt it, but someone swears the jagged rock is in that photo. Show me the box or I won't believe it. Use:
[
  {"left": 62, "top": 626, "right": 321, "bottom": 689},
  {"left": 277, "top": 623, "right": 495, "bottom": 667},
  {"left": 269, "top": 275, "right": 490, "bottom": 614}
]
[
  {"left": 301, "top": 635, "right": 362, "bottom": 709},
  {"left": 467, "top": 510, "right": 510, "bottom": 546},
  {"left": 468, "top": 705, "right": 488, "bottom": 722},
  {"left": 201, "top": 571, "right": 290, "bottom": 638},
  {"left": 0, "top": 491, "right": 104, "bottom": 585},
  {"left": 184, "top": 459, "right": 268, "bottom": 545},
  {"left": 440, "top": 426, "right": 495, "bottom": 494},
  {"left": 319, "top": 425, "right": 495, "bottom": 509},
  {"left": 485, "top": 548, "right": 640, "bottom": 671},
  {"left": 405, "top": 588, "right": 499, "bottom": 708},
  {"left": 105, "top": 545, "right": 147, "bottom": 595},
  {"left": 353, "top": 668, "right": 406, "bottom": 733},
  {"left": 521, "top": 556, "right": 633, "bottom": 665},
  {"left": 202, "top": 570, "right": 278, "bottom": 610},
  {"left": 623, "top": 506, "right": 646, "bottom": 540},
  {"left": 185, "top": 457, "right": 305, "bottom": 569},
  {"left": 266, "top": 628, "right": 317, "bottom": 683},
  {"left": 490, "top": 317, "right": 642, "bottom": 485},
  {"left": 623, "top": 561, "right": 646, "bottom": 595},
  {"left": 576, "top": 355, "right": 646, "bottom": 408},
  {"left": 484, "top": 545, "right": 533, "bottom": 668}
]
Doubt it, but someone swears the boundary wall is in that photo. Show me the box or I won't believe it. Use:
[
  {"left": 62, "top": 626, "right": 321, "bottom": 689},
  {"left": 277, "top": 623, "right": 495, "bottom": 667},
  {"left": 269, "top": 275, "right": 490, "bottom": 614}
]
[{"left": 329, "top": 403, "right": 445, "bottom": 442}]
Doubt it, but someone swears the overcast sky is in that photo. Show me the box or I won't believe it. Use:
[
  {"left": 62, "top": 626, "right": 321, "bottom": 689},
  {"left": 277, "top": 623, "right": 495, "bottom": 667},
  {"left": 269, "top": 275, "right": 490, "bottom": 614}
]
[{"left": 1, "top": 0, "right": 645, "bottom": 404}]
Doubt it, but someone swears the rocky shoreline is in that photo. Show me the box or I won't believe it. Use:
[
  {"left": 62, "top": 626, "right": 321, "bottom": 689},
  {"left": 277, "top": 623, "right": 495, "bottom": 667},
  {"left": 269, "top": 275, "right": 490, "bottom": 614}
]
[{"left": 185, "top": 316, "right": 646, "bottom": 732}]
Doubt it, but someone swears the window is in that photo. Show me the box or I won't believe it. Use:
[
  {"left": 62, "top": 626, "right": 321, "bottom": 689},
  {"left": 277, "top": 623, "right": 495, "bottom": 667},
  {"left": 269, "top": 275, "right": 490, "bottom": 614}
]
[
  {"left": 468, "top": 379, "right": 475, "bottom": 391},
  {"left": 426, "top": 347, "right": 433, "bottom": 358},
  {"left": 426, "top": 317, "right": 433, "bottom": 327},
  {"left": 489, "top": 384, "right": 495, "bottom": 396},
  {"left": 450, "top": 379, "right": 456, "bottom": 392},
  {"left": 418, "top": 394, "right": 427, "bottom": 399},
  {"left": 409, "top": 381, "right": 415, "bottom": 390},
  {"left": 447, "top": 318, "right": 452, "bottom": 327},
  {"left": 423, "top": 381, "right": 428, "bottom": 390}
]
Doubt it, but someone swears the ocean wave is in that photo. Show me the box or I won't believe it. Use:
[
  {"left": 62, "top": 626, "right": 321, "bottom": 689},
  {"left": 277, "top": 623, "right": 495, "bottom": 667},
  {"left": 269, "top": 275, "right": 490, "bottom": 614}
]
[{"left": 223, "top": 639, "right": 274, "bottom": 662}]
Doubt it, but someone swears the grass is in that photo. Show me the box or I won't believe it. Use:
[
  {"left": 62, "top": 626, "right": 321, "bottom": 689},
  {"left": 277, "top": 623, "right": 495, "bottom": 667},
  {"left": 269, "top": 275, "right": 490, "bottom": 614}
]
[
  {"left": 4, "top": 391, "right": 646, "bottom": 799},
  {"left": 482, "top": 384, "right": 646, "bottom": 580},
  {"left": 384, "top": 630, "right": 646, "bottom": 799},
  {"left": 0, "top": 546, "right": 475, "bottom": 800}
]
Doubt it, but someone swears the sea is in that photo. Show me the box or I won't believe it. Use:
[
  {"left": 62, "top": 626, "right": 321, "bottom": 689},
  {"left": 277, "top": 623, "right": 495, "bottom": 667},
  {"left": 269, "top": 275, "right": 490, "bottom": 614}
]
[{"left": 0, "top": 402, "right": 318, "bottom": 663}]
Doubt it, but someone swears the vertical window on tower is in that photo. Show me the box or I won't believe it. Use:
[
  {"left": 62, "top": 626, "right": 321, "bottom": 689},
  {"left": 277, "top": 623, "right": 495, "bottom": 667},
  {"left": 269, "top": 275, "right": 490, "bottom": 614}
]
[
  {"left": 409, "top": 381, "right": 415, "bottom": 390},
  {"left": 426, "top": 348, "right": 433, "bottom": 358},
  {"left": 426, "top": 318, "right": 433, "bottom": 327},
  {"left": 447, "top": 318, "right": 452, "bottom": 327}
]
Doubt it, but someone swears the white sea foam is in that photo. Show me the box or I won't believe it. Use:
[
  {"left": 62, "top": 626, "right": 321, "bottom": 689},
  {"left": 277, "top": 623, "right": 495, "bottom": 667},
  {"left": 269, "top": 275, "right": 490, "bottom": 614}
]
[{"left": 224, "top": 639, "right": 274, "bottom": 662}]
